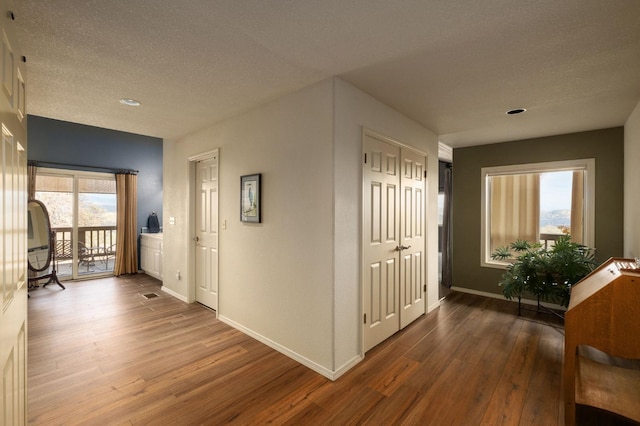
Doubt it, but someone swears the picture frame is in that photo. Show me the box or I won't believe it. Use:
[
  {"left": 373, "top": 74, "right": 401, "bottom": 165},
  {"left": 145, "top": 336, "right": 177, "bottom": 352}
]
[{"left": 240, "top": 173, "right": 261, "bottom": 223}]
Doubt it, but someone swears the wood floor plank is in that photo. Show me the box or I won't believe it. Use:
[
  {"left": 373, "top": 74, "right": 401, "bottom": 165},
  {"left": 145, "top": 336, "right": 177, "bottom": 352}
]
[
  {"left": 246, "top": 373, "right": 328, "bottom": 424},
  {"left": 358, "top": 384, "right": 424, "bottom": 424},
  {"left": 442, "top": 327, "right": 521, "bottom": 423},
  {"left": 28, "top": 275, "right": 568, "bottom": 425},
  {"left": 399, "top": 357, "right": 472, "bottom": 424},
  {"left": 480, "top": 318, "right": 543, "bottom": 425},
  {"left": 367, "top": 355, "right": 420, "bottom": 397},
  {"left": 519, "top": 322, "right": 565, "bottom": 426}
]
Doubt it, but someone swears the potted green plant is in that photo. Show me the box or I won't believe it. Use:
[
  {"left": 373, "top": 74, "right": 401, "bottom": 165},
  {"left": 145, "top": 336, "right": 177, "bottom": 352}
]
[{"left": 491, "top": 235, "right": 596, "bottom": 314}]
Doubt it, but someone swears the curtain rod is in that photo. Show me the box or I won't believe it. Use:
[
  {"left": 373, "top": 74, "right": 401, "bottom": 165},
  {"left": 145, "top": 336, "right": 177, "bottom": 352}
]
[{"left": 28, "top": 160, "right": 138, "bottom": 174}]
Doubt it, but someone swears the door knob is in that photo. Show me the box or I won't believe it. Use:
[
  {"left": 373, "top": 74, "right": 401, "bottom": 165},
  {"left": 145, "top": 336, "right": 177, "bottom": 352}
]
[
  {"left": 394, "top": 244, "right": 412, "bottom": 252},
  {"left": 193, "top": 236, "right": 199, "bottom": 242}
]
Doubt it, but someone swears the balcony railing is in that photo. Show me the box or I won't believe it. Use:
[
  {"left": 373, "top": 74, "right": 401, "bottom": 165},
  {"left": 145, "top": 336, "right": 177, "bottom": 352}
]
[
  {"left": 52, "top": 226, "right": 117, "bottom": 274},
  {"left": 540, "top": 232, "right": 563, "bottom": 249}
]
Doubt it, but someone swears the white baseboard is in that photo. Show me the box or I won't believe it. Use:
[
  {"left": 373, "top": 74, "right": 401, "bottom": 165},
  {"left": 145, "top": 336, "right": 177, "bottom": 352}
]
[
  {"left": 158, "top": 288, "right": 362, "bottom": 380},
  {"left": 428, "top": 299, "right": 441, "bottom": 313},
  {"left": 332, "top": 355, "right": 363, "bottom": 380},
  {"left": 219, "top": 315, "right": 357, "bottom": 381},
  {"left": 450, "top": 286, "right": 566, "bottom": 311},
  {"left": 161, "top": 285, "right": 188, "bottom": 303}
]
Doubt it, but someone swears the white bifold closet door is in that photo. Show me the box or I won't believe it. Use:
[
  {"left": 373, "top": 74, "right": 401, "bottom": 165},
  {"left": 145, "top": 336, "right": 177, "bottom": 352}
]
[{"left": 363, "top": 131, "right": 426, "bottom": 352}]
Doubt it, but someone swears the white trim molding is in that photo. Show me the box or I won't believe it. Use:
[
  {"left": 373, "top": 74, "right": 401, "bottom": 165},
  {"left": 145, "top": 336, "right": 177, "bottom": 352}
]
[
  {"left": 438, "top": 142, "right": 453, "bottom": 162},
  {"left": 188, "top": 148, "right": 219, "bottom": 162},
  {"left": 219, "top": 315, "right": 363, "bottom": 381},
  {"left": 161, "top": 285, "right": 188, "bottom": 303}
]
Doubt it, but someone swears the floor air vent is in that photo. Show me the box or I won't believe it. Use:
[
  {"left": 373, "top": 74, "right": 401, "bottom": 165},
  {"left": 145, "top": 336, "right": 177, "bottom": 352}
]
[{"left": 142, "top": 293, "right": 159, "bottom": 299}]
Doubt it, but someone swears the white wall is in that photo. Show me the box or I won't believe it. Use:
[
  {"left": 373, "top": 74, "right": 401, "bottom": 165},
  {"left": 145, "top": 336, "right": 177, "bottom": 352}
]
[
  {"left": 624, "top": 100, "right": 640, "bottom": 257},
  {"left": 163, "top": 77, "right": 438, "bottom": 378},
  {"left": 332, "top": 79, "right": 440, "bottom": 372},
  {"left": 164, "top": 79, "right": 335, "bottom": 373}
]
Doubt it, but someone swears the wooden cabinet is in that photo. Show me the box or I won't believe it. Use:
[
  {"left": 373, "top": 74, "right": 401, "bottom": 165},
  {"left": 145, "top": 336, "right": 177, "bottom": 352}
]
[
  {"left": 564, "top": 258, "right": 640, "bottom": 425},
  {"left": 140, "top": 233, "right": 163, "bottom": 281}
]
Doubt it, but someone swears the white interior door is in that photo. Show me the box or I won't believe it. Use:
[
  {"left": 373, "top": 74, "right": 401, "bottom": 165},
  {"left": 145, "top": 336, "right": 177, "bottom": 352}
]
[
  {"left": 363, "top": 132, "right": 426, "bottom": 352},
  {"left": 195, "top": 152, "right": 219, "bottom": 310},
  {"left": 1, "top": 2, "right": 28, "bottom": 422},
  {"left": 400, "top": 148, "right": 426, "bottom": 328},
  {"left": 363, "top": 134, "right": 401, "bottom": 351}
]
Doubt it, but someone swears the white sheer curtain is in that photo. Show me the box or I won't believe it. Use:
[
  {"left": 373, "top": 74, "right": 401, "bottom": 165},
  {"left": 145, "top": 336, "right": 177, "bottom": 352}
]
[{"left": 490, "top": 173, "right": 540, "bottom": 251}]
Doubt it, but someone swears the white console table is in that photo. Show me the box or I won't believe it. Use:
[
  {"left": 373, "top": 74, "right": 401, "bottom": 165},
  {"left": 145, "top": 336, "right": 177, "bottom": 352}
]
[{"left": 140, "top": 233, "right": 163, "bottom": 280}]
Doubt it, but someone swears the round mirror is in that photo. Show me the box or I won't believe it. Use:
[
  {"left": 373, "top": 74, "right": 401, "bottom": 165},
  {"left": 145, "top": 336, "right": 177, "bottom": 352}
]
[{"left": 28, "top": 199, "right": 52, "bottom": 272}]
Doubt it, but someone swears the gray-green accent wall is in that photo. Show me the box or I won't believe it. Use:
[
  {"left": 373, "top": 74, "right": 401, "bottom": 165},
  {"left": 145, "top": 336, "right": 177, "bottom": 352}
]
[{"left": 452, "top": 127, "right": 624, "bottom": 295}]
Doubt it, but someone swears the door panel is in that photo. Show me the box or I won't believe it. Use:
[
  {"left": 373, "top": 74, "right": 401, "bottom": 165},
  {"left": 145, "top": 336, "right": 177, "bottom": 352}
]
[
  {"left": 400, "top": 148, "right": 426, "bottom": 328},
  {"left": 0, "top": 1, "right": 27, "bottom": 421},
  {"left": 363, "top": 134, "right": 400, "bottom": 351},
  {"left": 363, "top": 132, "right": 427, "bottom": 351},
  {"left": 195, "top": 153, "right": 218, "bottom": 310}
]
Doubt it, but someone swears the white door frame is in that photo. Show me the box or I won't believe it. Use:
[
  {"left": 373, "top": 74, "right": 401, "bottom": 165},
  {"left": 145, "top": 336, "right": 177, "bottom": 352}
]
[
  {"left": 188, "top": 149, "right": 219, "bottom": 311},
  {"left": 361, "top": 128, "right": 428, "bottom": 353}
]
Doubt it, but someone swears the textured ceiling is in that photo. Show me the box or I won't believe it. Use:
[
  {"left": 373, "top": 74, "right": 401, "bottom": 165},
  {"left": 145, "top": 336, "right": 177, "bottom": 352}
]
[{"left": 12, "top": 0, "right": 640, "bottom": 147}]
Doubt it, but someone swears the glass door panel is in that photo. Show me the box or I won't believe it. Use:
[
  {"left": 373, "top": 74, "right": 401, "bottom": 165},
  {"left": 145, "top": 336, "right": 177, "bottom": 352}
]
[
  {"left": 36, "top": 170, "right": 117, "bottom": 279},
  {"left": 78, "top": 177, "right": 117, "bottom": 276},
  {"left": 35, "top": 174, "right": 74, "bottom": 279}
]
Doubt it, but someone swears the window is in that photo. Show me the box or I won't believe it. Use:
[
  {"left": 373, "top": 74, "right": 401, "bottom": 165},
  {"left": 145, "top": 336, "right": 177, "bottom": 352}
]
[{"left": 481, "top": 159, "right": 595, "bottom": 268}]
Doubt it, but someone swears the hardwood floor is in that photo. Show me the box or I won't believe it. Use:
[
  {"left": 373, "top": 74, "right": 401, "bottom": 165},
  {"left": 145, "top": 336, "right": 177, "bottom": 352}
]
[{"left": 28, "top": 274, "right": 566, "bottom": 425}]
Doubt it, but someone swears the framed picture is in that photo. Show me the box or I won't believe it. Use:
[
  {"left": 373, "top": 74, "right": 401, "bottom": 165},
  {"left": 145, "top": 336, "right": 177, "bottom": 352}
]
[{"left": 240, "top": 173, "right": 261, "bottom": 223}]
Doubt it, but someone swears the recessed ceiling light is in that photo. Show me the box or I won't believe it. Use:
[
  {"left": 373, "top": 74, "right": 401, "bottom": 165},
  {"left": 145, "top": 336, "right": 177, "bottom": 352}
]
[
  {"left": 119, "top": 98, "right": 141, "bottom": 107},
  {"left": 506, "top": 108, "right": 526, "bottom": 115}
]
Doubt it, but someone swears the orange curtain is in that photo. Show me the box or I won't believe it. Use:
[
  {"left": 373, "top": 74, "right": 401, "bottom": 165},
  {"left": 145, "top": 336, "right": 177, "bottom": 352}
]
[
  {"left": 490, "top": 173, "right": 540, "bottom": 251},
  {"left": 27, "top": 163, "right": 37, "bottom": 279},
  {"left": 28, "top": 163, "right": 37, "bottom": 200},
  {"left": 570, "top": 171, "right": 584, "bottom": 244},
  {"left": 114, "top": 173, "right": 138, "bottom": 275}
]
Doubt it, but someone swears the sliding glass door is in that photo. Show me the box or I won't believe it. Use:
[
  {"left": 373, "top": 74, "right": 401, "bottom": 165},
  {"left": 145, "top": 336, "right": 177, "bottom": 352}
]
[{"left": 35, "top": 168, "right": 117, "bottom": 279}]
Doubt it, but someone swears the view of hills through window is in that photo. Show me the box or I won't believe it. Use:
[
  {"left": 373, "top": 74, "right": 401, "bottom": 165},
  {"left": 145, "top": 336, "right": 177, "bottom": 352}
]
[
  {"left": 539, "top": 171, "right": 572, "bottom": 235},
  {"left": 35, "top": 177, "right": 116, "bottom": 230}
]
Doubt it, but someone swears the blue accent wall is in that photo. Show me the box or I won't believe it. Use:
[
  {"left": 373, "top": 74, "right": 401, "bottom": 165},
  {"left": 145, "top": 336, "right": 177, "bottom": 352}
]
[{"left": 27, "top": 115, "right": 163, "bottom": 235}]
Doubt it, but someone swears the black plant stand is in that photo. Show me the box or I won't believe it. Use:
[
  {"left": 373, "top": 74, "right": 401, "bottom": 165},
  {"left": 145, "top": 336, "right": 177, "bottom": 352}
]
[{"left": 517, "top": 296, "right": 564, "bottom": 320}]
